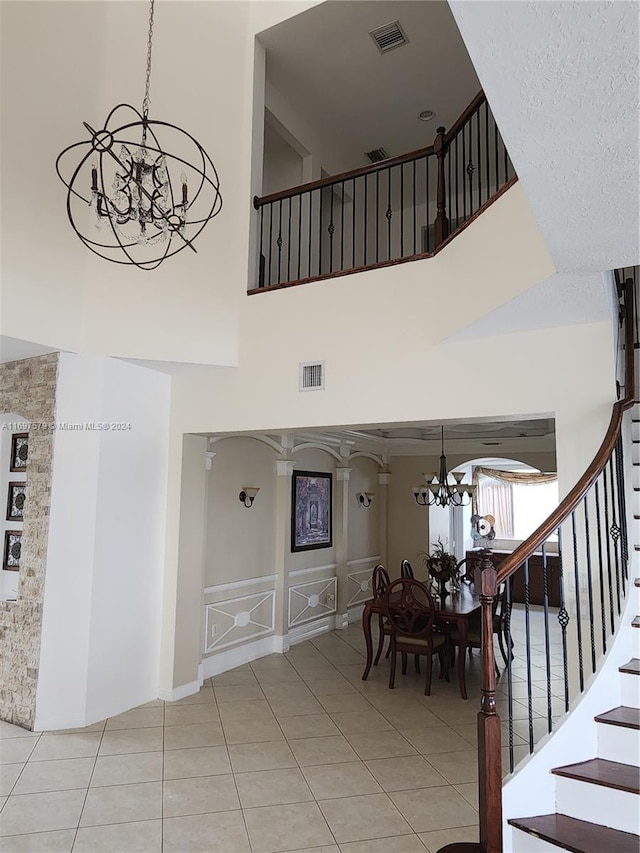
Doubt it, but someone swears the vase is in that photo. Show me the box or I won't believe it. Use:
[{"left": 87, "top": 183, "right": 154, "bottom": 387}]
[{"left": 438, "top": 579, "right": 449, "bottom": 603}]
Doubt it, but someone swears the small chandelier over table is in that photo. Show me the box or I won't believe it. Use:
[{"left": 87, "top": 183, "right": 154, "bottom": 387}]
[
  {"left": 412, "top": 426, "right": 476, "bottom": 508},
  {"left": 56, "top": 0, "right": 222, "bottom": 270}
]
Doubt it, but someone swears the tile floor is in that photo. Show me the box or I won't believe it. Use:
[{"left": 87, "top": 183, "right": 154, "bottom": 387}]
[{"left": 1, "top": 615, "right": 554, "bottom": 853}]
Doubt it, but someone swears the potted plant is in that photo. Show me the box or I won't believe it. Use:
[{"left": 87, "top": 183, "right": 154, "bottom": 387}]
[{"left": 421, "top": 538, "right": 460, "bottom": 602}]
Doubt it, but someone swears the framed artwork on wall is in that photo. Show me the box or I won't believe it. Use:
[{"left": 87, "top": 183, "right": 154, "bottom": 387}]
[
  {"left": 3, "top": 530, "right": 22, "bottom": 571},
  {"left": 10, "top": 433, "right": 29, "bottom": 472},
  {"left": 6, "top": 483, "right": 26, "bottom": 521},
  {"left": 291, "top": 470, "right": 332, "bottom": 552}
]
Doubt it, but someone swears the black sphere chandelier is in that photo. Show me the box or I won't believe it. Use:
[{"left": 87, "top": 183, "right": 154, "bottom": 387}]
[{"left": 56, "top": 0, "right": 222, "bottom": 270}]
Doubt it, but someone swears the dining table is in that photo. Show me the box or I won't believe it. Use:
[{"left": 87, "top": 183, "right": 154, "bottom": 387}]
[{"left": 361, "top": 582, "right": 482, "bottom": 699}]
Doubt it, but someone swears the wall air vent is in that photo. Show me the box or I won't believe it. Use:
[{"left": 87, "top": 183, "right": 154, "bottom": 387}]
[
  {"left": 299, "top": 361, "right": 325, "bottom": 392},
  {"left": 369, "top": 20, "right": 409, "bottom": 54},
  {"left": 365, "top": 147, "right": 389, "bottom": 163}
]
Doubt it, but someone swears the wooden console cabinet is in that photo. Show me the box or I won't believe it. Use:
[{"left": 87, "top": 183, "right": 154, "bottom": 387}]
[{"left": 466, "top": 549, "right": 561, "bottom": 607}]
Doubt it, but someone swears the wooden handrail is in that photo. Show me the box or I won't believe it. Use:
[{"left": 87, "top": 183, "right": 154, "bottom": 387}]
[
  {"left": 253, "top": 90, "right": 488, "bottom": 210},
  {"left": 495, "top": 276, "right": 635, "bottom": 587}
]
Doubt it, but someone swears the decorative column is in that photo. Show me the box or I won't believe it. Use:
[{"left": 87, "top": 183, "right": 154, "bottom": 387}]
[
  {"left": 378, "top": 471, "right": 391, "bottom": 567},
  {"left": 274, "top": 459, "right": 296, "bottom": 641},
  {"left": 334, "top": 466, "right": 352, "bottom": 629}
]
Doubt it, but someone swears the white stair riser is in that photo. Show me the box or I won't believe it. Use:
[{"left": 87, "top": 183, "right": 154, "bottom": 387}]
[
  {"left": 555, "top": 776, "right": 640, "bottom": 835},
  {"left": 621, "top": 672, "right": 640, "bottom": 707},
  {"left": 632, "top": 629, "right": 640, "bottom": 659},
  {"left": 509, "top": 827, "right": 563, "bottom": 852},
  {"left": 597, "top": 722, "right": 640, "bottom": 764}
]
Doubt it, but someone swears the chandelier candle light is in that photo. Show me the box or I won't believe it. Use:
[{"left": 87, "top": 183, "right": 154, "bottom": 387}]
[
  {"left": 56, "top": 0, "right": 222, "bottom": 270},
  {"left": 412, "top": 426, "right": 475, "bottom": 508}
]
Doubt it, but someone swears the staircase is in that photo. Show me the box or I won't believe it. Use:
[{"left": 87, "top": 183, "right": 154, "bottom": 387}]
[{"left": 508, "top": 406, "right": 640, "bottom": 852}]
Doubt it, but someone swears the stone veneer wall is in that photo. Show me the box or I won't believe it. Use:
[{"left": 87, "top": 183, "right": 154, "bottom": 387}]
[{"left": 0, "top": 353, "right": 58, "bottom": 729}]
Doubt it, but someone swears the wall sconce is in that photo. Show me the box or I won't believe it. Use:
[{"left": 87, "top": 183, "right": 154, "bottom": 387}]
[
  {"left": 239, "top": 487, "right": 260, "bottom": 508},
  {"left": 357, "top": 492, "right": 375, "bottom": 508}
]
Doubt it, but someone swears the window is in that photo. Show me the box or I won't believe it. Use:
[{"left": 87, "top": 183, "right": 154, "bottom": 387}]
[{"left": 476, "top": 467, "right": 559, "bottom": 541}]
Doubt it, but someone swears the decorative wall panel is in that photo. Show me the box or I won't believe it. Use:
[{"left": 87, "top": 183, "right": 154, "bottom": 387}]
[
  {"left": 204, "top": 590, "right": 275, "bottom": 654},
  {"left": 346, "top": 567, "right": 375, "bottom": 607},
  {"left": 288, "top": 576, "right": 337, "bottom": 628}
]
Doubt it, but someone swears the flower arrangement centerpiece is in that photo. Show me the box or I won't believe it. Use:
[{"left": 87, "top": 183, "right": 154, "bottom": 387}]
[{"left": 422, "top": 538, "right": 460, "bottom": 602}]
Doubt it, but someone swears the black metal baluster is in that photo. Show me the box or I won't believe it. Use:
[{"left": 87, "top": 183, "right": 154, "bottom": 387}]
[
  {"left": 426, "top": 155, "right": 430, "bottom": 250},
  {"left": 476, "top": 107, "right": 481, "bottom": 212},
  {"left": 541, "top": 541, "right": 553, "bottom": 734},
  {"left": 602, "top": 465, "right": 616, "bottom": 633},
  {"left": 556, "top": 525, "right": 571, "bottom": 712},
  {"left": 571, "top": 510, "right": 584, "bottom": 692},
  {"left": 258, "top": 206, "right": 264, "bottom": 287},
  {"left": 400, "top": 164, "right": 404, "bottom": 258},
  {"left": 494, "top": 115, "right": 499, "bottom": 192},
  {"left": 594, "top": 479, "right": 607, "bottom": 654},
  {"left": 375, "top": 170, "right": 380, "bottom": 263},
  {"left": 276, "top": 200, "right": 283, "bottom": 284},
  {"left": 505, "top": 575, "right": 515, "bottom": 772},
  {"left": 614, "top": 434, "right": 628, "bottom": 584},
  {"left": 318, "top": 186, "right": 323, "bottom": 277},
  {"left": 523, "top": 559, "right": 535, "bottom": 753},
  {"left": 307, "top": 191, "right": 312, "bottom": 280},
  {"left": 504, "top": 132, "right": 509, "bottom": 183},
  {"left": 327, "top": 189, "right": 335, "bottom": 275},
  {"left": 447, "top": 139, "right": 452, "bottom": 235},
  {"left": 467, "top": 121, "right": 474, "bottom": 219},
  {"left": 364, "top": 176, "right": 368, "bottom": 266},
  {"left": 454, "top": 134, "right": 459, "bottom": 231},
  {"left": 462, "top": 126, "right": 467, "bottom": 222},
  {"left": 386, "top": 167, "right": 392, "bottom": 261},
  {"left": 352, "top": 177, "right": 356, "bottom": 270},
  {"left": 268, "top": 202, "right": 273, "bottom": 287},
  {"left": 608, "top": 456, "right": 622, "bottom": 614},
  {"left": 286, "top": 197, "right": 292, "bottom": 283},
  {"left": 296, "top": 195, "right": 302, "bottom": 281},
  {"left": 412, "top": 160, "right": 417, "bottom": 255},
  {"left": 340, "top": 180, "right": 345, "bottom": 273},
  {"left": 485, "top": 100, "right": 490, "bottom": 204},
  {"left": 583, "top": 494, "right": 597, "bottom": 674}
]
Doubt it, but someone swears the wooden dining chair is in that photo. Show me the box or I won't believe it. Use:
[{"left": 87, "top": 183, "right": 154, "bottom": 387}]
[
  {"left": 371, "top": 565, "right": 393, "bottom": 665},
  {"left": 449, "top": 582, "right": 507, "bottom": 677},
  {"left": 400, "top": 559, "right": 415, "bottom": 579},
  {"left": 383, "top": 578, "right": 448, "bottom": 694}
]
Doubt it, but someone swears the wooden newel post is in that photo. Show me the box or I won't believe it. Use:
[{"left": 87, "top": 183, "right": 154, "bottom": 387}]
[{"left": 433, "top": 125, "right": 449, "bottom": 247}]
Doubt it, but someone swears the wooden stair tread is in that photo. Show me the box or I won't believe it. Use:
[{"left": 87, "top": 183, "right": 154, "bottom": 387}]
[
  {"left": 509, "top": 813, "right": 640, "bottom": 853},
  {"left": 619, "top": 658, "right": 640, "bottom": 674},
  {"left": 595, "top": 706, "right": 640, "bottom": 729},
  {"left": 632, "top": 617, "right": 640, "bottom": 628},
  {"left": 551, "top": 758, "right": 640, "bottom": 794}
]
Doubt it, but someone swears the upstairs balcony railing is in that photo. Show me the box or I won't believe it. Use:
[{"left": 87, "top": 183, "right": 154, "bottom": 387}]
[{"left": 251, "top": 91, "right": 516, "bottom": 291}]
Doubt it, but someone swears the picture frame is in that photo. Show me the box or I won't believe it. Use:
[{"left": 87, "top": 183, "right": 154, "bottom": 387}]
[
  {"left": 6, "top": 482, "right": 26, "bottom": 521},
  {"left": 3, "top": 530, "right": 22, "bottom": 572},
  {"left": 10, "top": 432, "right": 29, "bottom": 472},
  {"left": 291, "top": 470, "right": 332, "bottom": 552}
]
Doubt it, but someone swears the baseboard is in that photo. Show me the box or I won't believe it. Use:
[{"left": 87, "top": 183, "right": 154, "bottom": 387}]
[
  {"left": 201, "top": 633, "right": 287, "bottom": 680},
  {"left": 34, "top": 688, "right": 157, "bottom": 731},
  {"left": 288, "top": 615, "right": 334, "bottom": 647},
  {"left": 157, "top": 676, "right": 204, "bottom": 703},
  {"left": 348, "top": 604, "right": 364, "bottom": 624}
]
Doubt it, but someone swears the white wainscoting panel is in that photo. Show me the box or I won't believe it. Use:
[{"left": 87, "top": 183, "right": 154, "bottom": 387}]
[
  {"left": 346, "top": 566, "right": 376, "bottom": 607},
  {"left": 204, "top": 590, "right": 275, "bottom": 654},
  {"left": 288, "top": 577, "right": 337, "bottom": 628}
]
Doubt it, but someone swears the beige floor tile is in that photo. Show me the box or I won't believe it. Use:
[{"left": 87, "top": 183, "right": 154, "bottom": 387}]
[
  {"left": 12, "top": 757, "right": 93, "bottom": 795},
  {"left": 0, "top": 724, "right": 38, "bottom": 741},
  {"left": 41, "top": 721, "right": 106, "bottom": 736},
  {"left": 379, "top": 705, "right": 444, "bottom": 729},
  {"left": 254, "top": 670, "right": 304, "bottom": 685},
  {"left": 426, "top": 750, "right": 479, "bottom": 784},
  {"left": 389, "top": 785, "right": 478, "bottom": 832},
  {"left": 235, "top": 768, "right": 313, "bottom": 808},
  {"left": 222, "top": 716, "right": 285, "bottom": 745},
  {"left": 244, "top": 801, "right": 334, "bottom": 853},
  {"left": 454, "top": 781, "right": 478, "bottom": 810},
  {"left": 302, "top": 761, "right": 381, "bottom": 800},
  {"left": 346, "top": 731, "right": 417, "bottom": 761},
  {"left": 307, "top": 678, "right": 357, "bottom": 696},
  {"left": 0, "top": 789, "right": 86, "bottom": 836},
  {"left": 162, "top": 811, "right": 250, "bottom": 853},
  {"left": 339, "top": 836, "right": 427, "bottom": 853},
  {"left": 163, "top": 722, "right": 224, "bottom": 751},
  {"left": 228, "top": 741, "right": 297, "bottom": 773},
  {"left": 98, "top": 727, "right": 163, "bottom": 756},
  {"left": 90, "top": 751, "right": 163, "bottom": 787},
  {"left": 0, "top": 739, "right": 38, "bottom": 766},
  {"left": 365, "top": 755, "right": 448, "bottom": 792},
  {"left": 213, "top": 685, "right": 265, "bottom": 704},
  {"left": 105, "top": 707, "right": 163, "bottom": 730},
  {"left": 72, "top": 819, "right": 162, "bottom": 852},
  {"left": 0, "top": 828, "right": 75, "bottom": 852},
  {"left": 164, "top": 703, "right": 220, "bottom": 727},
  {"left": 210, "top": 669, "right": 258, "bottom": 687},
  {"left": 318, "top": 792, "right": 412, "bottom": 843},
  {"left": 329, "top": 709, "right": 393, "bottom": 735},
  {"left": 29, "top": 734, "right": 101, "bottom": 763},
  {"left": 260, "top": 683, "right": 314, "bottom": 701},
  {"left": 289, "top": 735, "right": 358, "bottom": 767},
  {"left": 400, "top": 727, "right": 472, "bottom": 755},
  {"left": 79, "top": 780, "right": 162, "bottom": 827},
  {"left": 163, "top": 773, "right": 239, "bottom": 817},
  {"left": 218, "top": 700, "right": 274, "bottom": 722},
  {"left": 0, "top": 764, "right": 24, "bottom": 797},
  {"left": 163, "top": 745, "right": 231, "bottom": 780},
  {"left": 0, "top": 796, "right": 5, "bottom": 811},
  {"left": 278, "top": 714, "right": 340, "bottom": 740},
  {"left": 318, "top": 694, "right": 372, "bottom": 714},
  {"left": 268, "top": 696, "right": 325, "bottom": 718},
  {"left": 171, "top": 687, "right": 215, "bottom": 705},
  {"left": 418, "top": 824, "right": 479, "bottom": 852},
  {"left": 284, "top": 847, "right": 339, "bottom": 853}
]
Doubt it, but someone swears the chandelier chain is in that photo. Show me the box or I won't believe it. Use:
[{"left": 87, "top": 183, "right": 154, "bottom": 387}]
[{"left": 142, "top": 0, "right": 155, "bottom": 121}]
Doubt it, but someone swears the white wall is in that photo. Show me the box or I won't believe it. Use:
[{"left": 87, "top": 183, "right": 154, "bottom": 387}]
[{"left": 35, "top": 354, "right": 170, "bottom": 729}]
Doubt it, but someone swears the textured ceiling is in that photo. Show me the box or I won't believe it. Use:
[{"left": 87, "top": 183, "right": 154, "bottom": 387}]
[{"left": 449, "top": 0, "right": 640, "bottom": 273}]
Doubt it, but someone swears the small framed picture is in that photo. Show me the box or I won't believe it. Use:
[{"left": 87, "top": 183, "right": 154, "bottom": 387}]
[
  {"left": 291, "top": 471, "right": 332, "bottom": 552},
  {"left": 3, "top": 530, "right": 22, "bottom": 571},
  {"left": 10, "top": 433, "right": 29, "bottom": 472},
  {"left": 6, "top": 483, "right": 26, "bottom": 521}
]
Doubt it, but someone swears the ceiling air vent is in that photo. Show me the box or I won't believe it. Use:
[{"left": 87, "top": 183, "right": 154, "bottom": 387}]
[
  {"left": 299, "top": 361, "right": 325, "bottom": 392},
  {"left": 365, "top": 147, "right": 389, "bottom": 163},
  {"left": 369, "top": 20, "right": 409, "bottom": 54}
]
